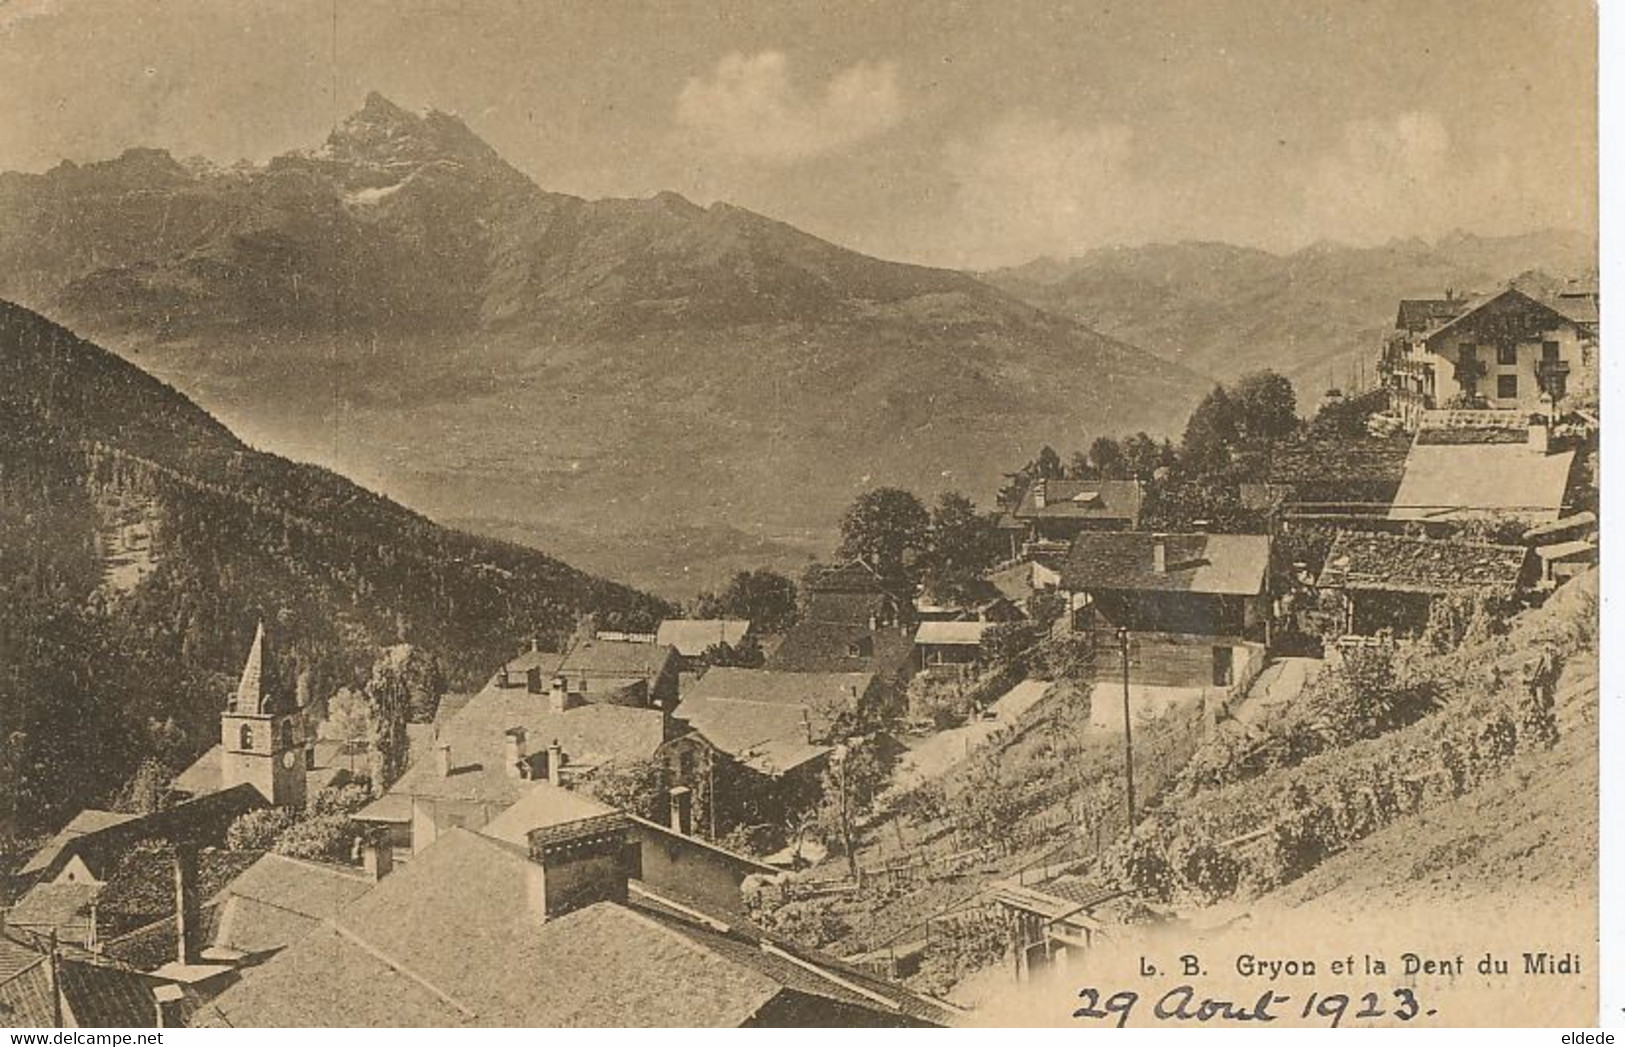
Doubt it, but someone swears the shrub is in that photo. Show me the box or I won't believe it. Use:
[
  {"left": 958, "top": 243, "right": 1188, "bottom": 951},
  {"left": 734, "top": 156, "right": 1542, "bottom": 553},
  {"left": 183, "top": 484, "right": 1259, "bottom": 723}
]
[
  {"left": 309, "top": 782, "right": 373, "bottom": 817},
  {"left": 581, "top": 757, "right": 669, "bottom": 820},
  {"left": 272, "top": 812, "right": 362, "bottom": 863},
  {"left": 225, "top": 807, "right": 298, "bottom": 852}
]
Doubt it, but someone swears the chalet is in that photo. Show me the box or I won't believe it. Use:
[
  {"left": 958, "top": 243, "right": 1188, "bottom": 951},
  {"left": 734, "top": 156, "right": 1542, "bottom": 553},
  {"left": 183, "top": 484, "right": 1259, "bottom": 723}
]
[
  {"left": 1060, "top": 532, "right": 1273, "bottom": 689},
  {"left": 912, "top": 620, "right": 996, "bottom": 673},
  {"left": 762, "top": 619, "right": 914, "bottom": 716},
  {"left": 553, "top": 635, "right": 681, "bottom": 709},
  {"left": 1315, "top": 531, "right": 1530, "bottom": 638},
  {"left": 655, "top": 619, "right": 754, "bottom": 670},
  {"left": 799, "top": 560, "right": 912, "bottom": 628},
  {"left": 194, "top": 825, "right": 954, "bottom": 1027},
  {"left": 478, "top": 780, "right": 778, "bottom": 918},
  {"left": 354, "top": 666, "right": 671, "bottom": 854},
  {"left": 1381, "top": 286, "right": 1599, "bottom": 428},
  {"left": 664, "top": 668, "right": 869, "bottom": 784},
  {"left": 998, "top": 479, "right": 1144, "bottom": 558}
]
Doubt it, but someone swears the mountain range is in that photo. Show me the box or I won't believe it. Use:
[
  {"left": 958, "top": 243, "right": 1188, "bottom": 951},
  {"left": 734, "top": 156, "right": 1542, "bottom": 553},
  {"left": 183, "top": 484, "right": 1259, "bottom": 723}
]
[
  {"left": 0, "top": 298, "right": 668, "bottom": 832},
  {"left": 0, "top": 92, "right": 1205, "bottom": 595},
  {"left": 984, "top": 231, "right": 1596, "bottom": 393}
]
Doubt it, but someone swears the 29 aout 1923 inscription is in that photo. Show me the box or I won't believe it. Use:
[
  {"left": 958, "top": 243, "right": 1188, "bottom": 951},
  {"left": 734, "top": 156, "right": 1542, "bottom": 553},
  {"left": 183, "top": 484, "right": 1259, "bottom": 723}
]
[{"left": 1073, "top": 985, "right": 1437, "bottom": 1028}]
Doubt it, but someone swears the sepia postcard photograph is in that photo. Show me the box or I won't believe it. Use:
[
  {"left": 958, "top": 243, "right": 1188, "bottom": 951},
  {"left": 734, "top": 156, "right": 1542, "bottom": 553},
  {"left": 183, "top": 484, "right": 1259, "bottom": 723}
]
[{"left": 0, "top": 0, "right": 1609, "bottom": 1031}]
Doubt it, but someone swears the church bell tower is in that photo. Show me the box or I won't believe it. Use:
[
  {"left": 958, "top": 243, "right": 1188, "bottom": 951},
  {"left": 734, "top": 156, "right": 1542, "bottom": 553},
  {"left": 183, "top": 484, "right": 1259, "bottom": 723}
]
[{"left": 220, "top": 622, "right": 307, "bottom": 808}]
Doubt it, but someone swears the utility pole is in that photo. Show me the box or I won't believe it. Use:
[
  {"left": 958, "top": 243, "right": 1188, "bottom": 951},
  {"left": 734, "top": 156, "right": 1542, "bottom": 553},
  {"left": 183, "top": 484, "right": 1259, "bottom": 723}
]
[{"left": 1118, "top": 627, "right": 1136, "bottom": 830}]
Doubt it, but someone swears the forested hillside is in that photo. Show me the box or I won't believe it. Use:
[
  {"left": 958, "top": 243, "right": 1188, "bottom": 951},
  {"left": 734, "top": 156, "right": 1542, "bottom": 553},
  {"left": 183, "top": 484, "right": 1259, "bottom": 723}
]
[{"left": 0, "top": 300, "right": 670, "bottom": 833}]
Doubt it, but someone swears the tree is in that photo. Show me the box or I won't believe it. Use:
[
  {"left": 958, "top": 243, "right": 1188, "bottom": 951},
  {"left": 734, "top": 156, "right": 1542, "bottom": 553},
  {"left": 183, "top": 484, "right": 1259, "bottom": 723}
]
[
  {"left": 837, "top": 487, "right": 931, "bottom": 582},
  {"left": 1089, "top": 437, "right": 1129, "bottom": 479},
  {"left": 1231, "top": 370, "right": 1299, "bottom": 443},
  {"left": 364, "top": 647, "right": 415, "bottom": 790},
  {"left": 1121, "top": 432, "right": 1164, "bottom": 480},
  {"left": 693, "top": 569, "right": 799, "bottom": 633},
  {"left": 326, "top": 686, "right": 373, "bottom": 772},
  {"left": 814, "top": 739, "right": 890, "bottom": 881},
  {"left": 1032, "top": 445, "right": 1065, "bottom": 481},
  {"left": 699, "top": 636, "right": 766, "bottom": 668},
  {"left": 923, "top": 491, "right": 1002, "bottom": 589},
  {"left": 583, "top": 758, "right": 669, "bottom": 820},
  {"left": 1180, "top": 385, "right": 1240, "bottom": 477}
]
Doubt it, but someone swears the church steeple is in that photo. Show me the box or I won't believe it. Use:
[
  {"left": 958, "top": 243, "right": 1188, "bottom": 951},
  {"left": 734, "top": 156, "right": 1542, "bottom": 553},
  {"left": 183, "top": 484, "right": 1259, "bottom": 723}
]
[
  {"left": 220, "top": 621, "right": 306, "bottom": 808},
  {"left": 234, "top": 621, "right": 269, "bottom": 714}
]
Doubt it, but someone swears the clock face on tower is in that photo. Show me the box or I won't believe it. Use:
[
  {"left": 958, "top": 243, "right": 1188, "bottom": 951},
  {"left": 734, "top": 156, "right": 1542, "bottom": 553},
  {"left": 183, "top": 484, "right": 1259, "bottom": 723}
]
[{"left": 281, "top": 750, "right": 298, "bottom": 770}]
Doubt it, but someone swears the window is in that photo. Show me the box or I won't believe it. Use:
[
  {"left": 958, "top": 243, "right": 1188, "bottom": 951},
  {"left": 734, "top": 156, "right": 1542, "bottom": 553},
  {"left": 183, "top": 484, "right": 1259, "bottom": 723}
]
[
  {"left": 1542, "top": 340, "right": 1561, "bottom": 362},
  {"left": 239, "top": 724, "right": 254, "bottom": 750},
  {"left": 1497, "top": 343, "right": 1518, "bottom": 366},
  {"left": 279, "top": 720, "right": 295, "bottom": 750},
  {"left": 1497, "top": 374, "right": 1519, "bottom": 400}
]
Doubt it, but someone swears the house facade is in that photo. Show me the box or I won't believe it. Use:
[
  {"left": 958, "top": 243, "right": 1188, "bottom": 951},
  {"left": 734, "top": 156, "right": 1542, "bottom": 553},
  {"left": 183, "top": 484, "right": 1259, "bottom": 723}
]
[
  {"left": 1382, "top": 286, "right": 1599, "bottom": 428},
  {"left": 999, "top": 479, "right": 1144, "bottom": 559},
  {"left": 1059, "top": 532, "right": 1273, "bottom": 689}
]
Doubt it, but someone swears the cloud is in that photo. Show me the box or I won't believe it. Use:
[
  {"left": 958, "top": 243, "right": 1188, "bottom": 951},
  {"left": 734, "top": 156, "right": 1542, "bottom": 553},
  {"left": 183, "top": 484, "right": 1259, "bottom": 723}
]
[
  {"left": 676, "top": 51, "right": 901, "bottom": 163},
  {"left": 1291, "top": 110, "right": 1551, "bottom": 246},
  {"left": 934, "top": 111, "right": 1140, "bottom": 267}
]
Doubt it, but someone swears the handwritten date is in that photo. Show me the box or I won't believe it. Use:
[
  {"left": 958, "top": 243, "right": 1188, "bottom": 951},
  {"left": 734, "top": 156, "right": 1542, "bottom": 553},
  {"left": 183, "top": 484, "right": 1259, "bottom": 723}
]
[{"left": 1074, "top": 985, "right": 1433, "bottom": 1028}]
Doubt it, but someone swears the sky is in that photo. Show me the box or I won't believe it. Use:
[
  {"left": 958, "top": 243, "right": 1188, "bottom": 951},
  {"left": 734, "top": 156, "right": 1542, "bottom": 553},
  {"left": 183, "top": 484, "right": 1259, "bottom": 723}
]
[{"left": 0, "top": 0, "right": 1597, "bottom": 268}]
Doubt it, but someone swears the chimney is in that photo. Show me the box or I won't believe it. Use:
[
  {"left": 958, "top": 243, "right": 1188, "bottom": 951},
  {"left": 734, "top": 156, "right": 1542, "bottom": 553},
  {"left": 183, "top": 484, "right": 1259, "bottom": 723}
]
[
  {"left": 802, "top": 708, "right": 814, "bottom": 744},
  {"left": 531, "top": 636, "right": 541, "bottom": 654},
  {"left": 1033, "top": 479, "right": 1048, "bottom": 509},
  {"left": 153, "top": 984, "right": 185, "bottom": 1029},
  {"left": 668, "top": 786, "right": 693, "bottom": 836},
  {"left": 499, "top": 666, "right": 512, "bottom": 688},
  {"left": 362, "top": 832, "right": 394, "bottom": 882},
  {"left": 547, "top": 739, "right": 564, "bottom": 785},
  {"left": 504, "top": 727, "right": 528, "bottom": 779},
  {"left": 867, "top": 612, "right": 878, "bottom": 631},
  {"left": 173, "top": 845, "right": 200, "bottom": 966},
  {"left": 1152, "top": 534, "right": 1168, "bottom": 574},
  {"left": 549, "top": 675, "right": 570, "bottom": 714},
  {"left": 435, "top": 741, "right": 452, "bottom": 778}
]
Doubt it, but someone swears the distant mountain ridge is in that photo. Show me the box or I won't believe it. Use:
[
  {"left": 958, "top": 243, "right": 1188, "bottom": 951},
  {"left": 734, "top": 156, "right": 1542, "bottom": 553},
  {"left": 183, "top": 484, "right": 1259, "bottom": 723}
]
[
  {"left": 0, "top": 92, "right": 1207, "bottom": 594},
  {"left": 983, "top": 230, "right": 1596, "bottom": 391},
  {"left": 0, "top": 298, "right": 669, "bottom": 831}
]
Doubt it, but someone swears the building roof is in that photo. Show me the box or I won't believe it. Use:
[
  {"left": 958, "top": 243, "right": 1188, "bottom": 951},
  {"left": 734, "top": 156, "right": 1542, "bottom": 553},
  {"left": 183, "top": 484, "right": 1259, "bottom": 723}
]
[
  {"left": 479, "top": 783, "right": 620, "bottom": 847},
  {"left": 656, "top": 620, "right": 753, "bottom": 657},
  {"left": 913, "top": 621, "right": 995, "bottom": 647},
  {"left": 1534, "top": 539, "right": 1596, "bottom": 562},
  {"left": 671, "top": 669, "right": 868, "bottom": 776},
  {"left": 1523, "top": 511, "right": 1596, "bottom": 542},
  {"left": 5, "top": 883, "right": 100, "bottom": 936},
  {"left": 1395, "top": 297, "right": 1470, "bottom": 332},
  {"left": 1422, "top": 286, "right": 1596, "bottom": 347},
  {"left": 764, "top": 621, "right": 915, "bottom": 679},
  {"left": 19, "top": 810, "right": 139, "bottom": 876},
  {"left": 557, "top": 637, "right": 678, "bottom": 680},
  {"left": 0, "top": 933, "right": 161, "bottom": 1029},
  {"left": 803, "top": 560, "right": 893, "bottom": 594},
  {"left": 360, "top": 675, "right": 669, "bottom": 817},
  {"left": 1317, "top": 532, "right": 1528, "bottom": 595},
  {"left": 1061, "top": 532, "right": 1271, "bottom": 596},
  {"left": 1389, "top": 443, "right": 1575, "bottom": 524},
  {"left": 194, "top": 829, "right": 946, "bottom": 1028},
  {"left": 209, "top": 853, "right": 374, "bottom": 957},
  {"left": 1012, "top": 479, "right": 1143, "bottom": 523}
]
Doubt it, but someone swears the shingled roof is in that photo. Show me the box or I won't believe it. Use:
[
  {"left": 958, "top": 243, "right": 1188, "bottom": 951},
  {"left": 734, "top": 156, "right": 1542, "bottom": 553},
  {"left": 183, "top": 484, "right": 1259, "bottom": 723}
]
[
  {"left": 194, "top": 829, "right": 948, "bottom": 1027},
  {"left": 671, "top": 669, "right": 869, "bottom": 776},
  {"left": 1061, "top": 532, "right": 1270, "bottom": 596},
  {"left": 1011, "top": 479, "right": 1143, "bottom": 524},
  {"left": 1317, "top": 532, "right": 1529, "bottom": 595},
  {"left": 209, "top": 853, "right": 374, "bottom": 957}
]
